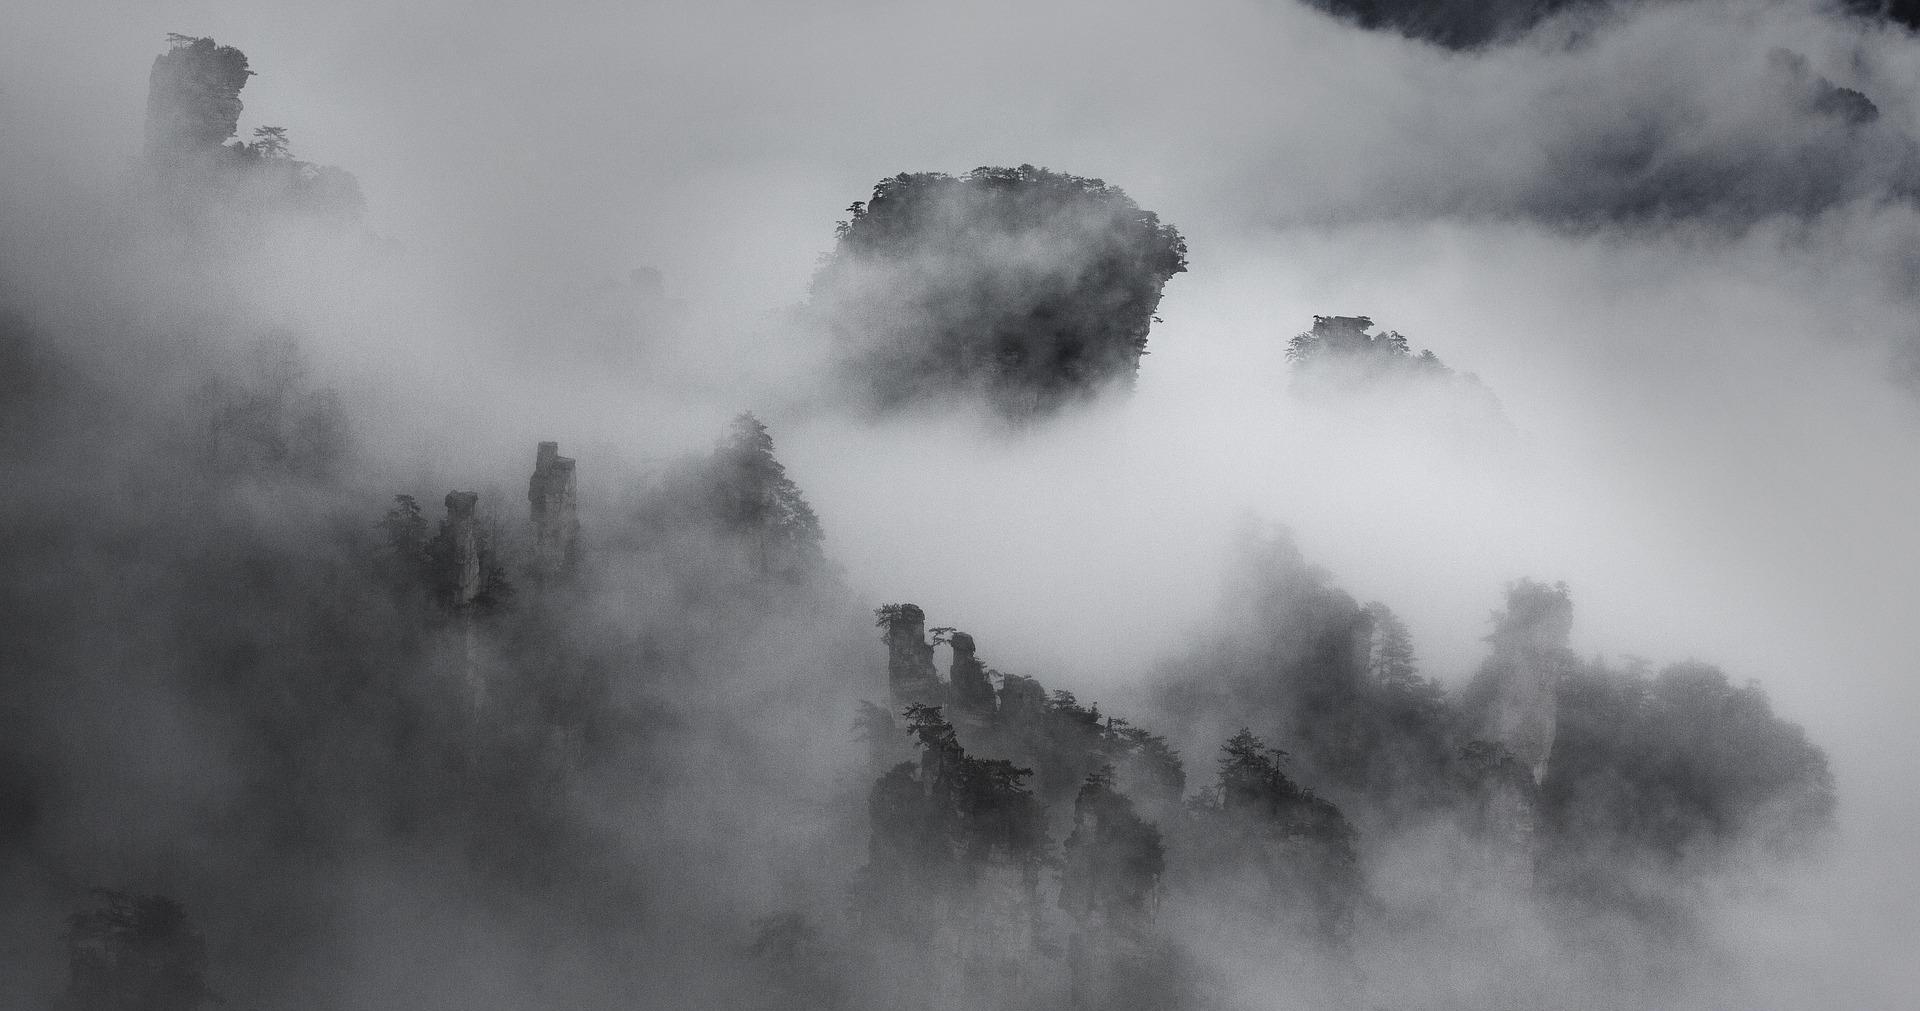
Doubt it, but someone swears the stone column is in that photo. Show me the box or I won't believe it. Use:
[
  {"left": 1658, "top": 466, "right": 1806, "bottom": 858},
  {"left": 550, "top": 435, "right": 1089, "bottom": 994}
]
[
  {"left": 880, "top": 604, "right": 939, "bottom": 707},
  {"left": 443, "top": 491, "right": 482, "bottom": 606},
  {"left": 527, "top": 441, "right": 579, "bottom": 580},
  {"left": 442, "top": 491, "right": 485, "bottom": 711}
]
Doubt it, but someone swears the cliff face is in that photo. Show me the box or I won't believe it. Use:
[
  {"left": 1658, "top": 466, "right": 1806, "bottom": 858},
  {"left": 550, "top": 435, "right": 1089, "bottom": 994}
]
[
  {"left": 144, "top": 36, "right": 250, "bottom": 160},
  {"left": 527, "top": 442, "right": 579, "bottom": 580}
]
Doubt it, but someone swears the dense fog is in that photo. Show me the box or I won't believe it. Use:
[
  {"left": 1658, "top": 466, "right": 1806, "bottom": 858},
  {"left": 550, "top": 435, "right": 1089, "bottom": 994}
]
[{"left": 4, "top": 1, "right": 1919, "bottom": 1007}]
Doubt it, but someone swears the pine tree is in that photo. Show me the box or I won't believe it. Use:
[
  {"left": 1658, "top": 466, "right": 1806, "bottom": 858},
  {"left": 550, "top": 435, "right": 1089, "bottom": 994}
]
[
  {"left": 711, "top": 412, "right": 824, "bottom": 576},
  {"left": 1363, "top": 601, "right": 1419, "bottom": 692}
]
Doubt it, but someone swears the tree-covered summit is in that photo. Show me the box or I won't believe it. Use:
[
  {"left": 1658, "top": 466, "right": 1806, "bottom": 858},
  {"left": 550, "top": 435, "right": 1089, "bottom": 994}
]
[
  {"left": 1286, "top": 315, "right": 1454, "bottom": 379},
  {"left": 813, "top": 165, "right": 1187, "bottom": 420}
]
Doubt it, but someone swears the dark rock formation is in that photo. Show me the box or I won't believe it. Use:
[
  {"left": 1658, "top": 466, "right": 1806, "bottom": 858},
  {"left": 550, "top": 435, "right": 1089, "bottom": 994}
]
[
  {"left": 144, "top": 35, "right": 250, "bottom": 161},
  {"left": 813, "top": 165, "right": 1186, "bottom": 420},
  {"left": 443, "top": 491, "right": 482, "bottom": 608},
  {"left": 138, "top": 35, "right": 365, "bottom": 218},
  {"left": 877, "top": 604, "right": 939, "bottom": 707},
  {"left": 947, "top": 631, "right": 995, "bottom": 717},
  {"left": 527, "top": 442, "right": 579, "bottom": 580}
]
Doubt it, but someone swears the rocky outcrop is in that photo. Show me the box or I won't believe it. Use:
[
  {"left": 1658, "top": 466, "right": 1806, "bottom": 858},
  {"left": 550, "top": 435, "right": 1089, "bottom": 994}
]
[
  {"left": 443, "top": 491, "right": 482, "bottom": 608},
  {"left": 527, "top": 442, "right": 579, "bottom": 579},
  {"left": 878, "top": 604, "right": 939, "bottom": 707},
  {"left": 1480, "top": 581, "right": 1574, "bottom": 785},
  {"left": 815, "top": 166, "right": 1187, "bottom": 419},
  {"left": 144, "top": 35, "right": 250, "bottom": 161},
  {"left": 139, "top": 35, "right": 366, "bottom": 218},
  {"left": 948, "top": 631, "right": 995, "bottom": 717}
]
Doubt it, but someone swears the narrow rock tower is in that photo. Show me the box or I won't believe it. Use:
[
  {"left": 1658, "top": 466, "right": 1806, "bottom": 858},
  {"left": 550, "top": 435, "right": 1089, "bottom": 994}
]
[
  {"left": 443, "top": 491, "right": 482, "bottom": 607},
  {"left": 527, "top": 442, "right": 579, "bottom": 580},
  {"left": 879, "top": 603, "right": 940, "bottom": 707},
  {"left": 1484, "top": 580, "right": 1574, "bottom": 785},
  {"left": 1468, "top": 580, "right": 1575, "bottom": 888},
  {"left": 949, "top": 631, "right": 995, "bottom": 717},
  {"left": 442, "top": 491, "right": 486, "bottom": 710}
]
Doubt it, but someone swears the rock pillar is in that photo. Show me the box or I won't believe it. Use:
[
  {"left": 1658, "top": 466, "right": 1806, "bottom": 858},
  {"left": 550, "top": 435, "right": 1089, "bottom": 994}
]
[
  {"left": 527, "top": 441, "right": 579, "bottom": 579},
  {"left": 444, "top": 491, "right": 481, "bottom": 607},
  {"left": 949, "top": 631, "right": 995, "bottom": 716},
  {"left": 880, "top": 604, "right": 939, "bottom": 707}
]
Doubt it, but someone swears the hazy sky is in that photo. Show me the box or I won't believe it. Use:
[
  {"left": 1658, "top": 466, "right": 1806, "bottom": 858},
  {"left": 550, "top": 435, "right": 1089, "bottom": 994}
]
[{"left": 7, "top": 0, "right": 1920, "bottom": 992}]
